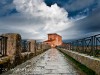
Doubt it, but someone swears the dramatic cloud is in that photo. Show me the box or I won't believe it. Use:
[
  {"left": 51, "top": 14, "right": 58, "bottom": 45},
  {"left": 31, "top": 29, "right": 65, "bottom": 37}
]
[
  {"left": 45, "top": 0, "right": 97, "bottom": 18},
  {"left": 64, "top": 0, "right": 95, "bottom": 11},
  {"left": 0, "top": 0, "right": 100, "bottom": 42},
  {"left": 0, "top": 0, "right": 73, "bottom": 41},
  {"left": 0, "top": 0, "right": 16, "bottom": 16},
  {"left": 60, "top": 8, "right": 100, "bottom": 41}
]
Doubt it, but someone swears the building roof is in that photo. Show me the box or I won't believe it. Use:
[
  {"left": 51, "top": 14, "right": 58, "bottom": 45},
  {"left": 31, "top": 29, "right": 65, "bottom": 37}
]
[
  {"left": 48, "top": 33, "right": 57, "bottom": 35},
  {"left": 44, "top": 39, "right": 55, "bottom": 42},
  {"left": 48, "top": 33, "right": 62, "bottom": 37}
]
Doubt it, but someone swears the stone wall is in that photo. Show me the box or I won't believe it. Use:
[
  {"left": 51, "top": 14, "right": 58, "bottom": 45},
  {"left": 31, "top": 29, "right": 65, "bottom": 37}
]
[
  {"left": 27, "top": 40, "right": 36, "bottom": 54},
  {"left": 59, "top": 48, "right": 100, "bottom": 75},
  {"left": 2, "top": 33, "right": 22, "bottom": 56},
  {"left": 42, "top": 43, "right": 51, "bottom": 51},
  {"left": 0, "top": 33, "right": 51, "bottom": 74}
]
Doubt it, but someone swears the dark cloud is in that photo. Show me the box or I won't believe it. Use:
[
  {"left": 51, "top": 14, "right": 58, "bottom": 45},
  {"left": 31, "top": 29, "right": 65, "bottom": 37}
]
[
  {"left": 60, "top": 8, "right": 100, "bottom": 40},
  {"left": 63, "top": 0, "right": 96, "bottom": 11},
  {"left": 45, "top": 0, "right": 97, "bottom": 18},
  {"left": 74, "top": 8, "right": 100, "bottom": 33},
  {"left": 0, "top": 0, "right": 18, "bottom": 17}
]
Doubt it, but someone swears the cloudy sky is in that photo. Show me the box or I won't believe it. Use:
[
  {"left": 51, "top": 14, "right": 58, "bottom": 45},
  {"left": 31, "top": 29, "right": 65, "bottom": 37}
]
[{"left": 0, "top": 0, "right": 100, "bottom": 41}]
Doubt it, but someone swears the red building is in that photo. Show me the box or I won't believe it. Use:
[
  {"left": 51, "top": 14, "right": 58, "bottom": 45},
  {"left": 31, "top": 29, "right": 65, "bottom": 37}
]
[{"left": 44, "top": 33, "right": 62, "bottom": 47}]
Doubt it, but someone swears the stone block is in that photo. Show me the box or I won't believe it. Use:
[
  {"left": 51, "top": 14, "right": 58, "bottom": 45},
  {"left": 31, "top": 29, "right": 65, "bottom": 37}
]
[
  {"left": 2, "top": 33, "right": 22, "bottom": 56},
  {"left": 27, "top": 40, "right": 36, "bottom": 53}
]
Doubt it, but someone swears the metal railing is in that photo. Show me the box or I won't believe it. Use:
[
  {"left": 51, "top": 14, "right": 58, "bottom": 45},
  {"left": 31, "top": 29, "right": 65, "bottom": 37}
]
[
  {"left": 60, "top": 34, "right": 100, "bottom": 57},
  {"left": 0, "top": 36, "right": 7, "bottom": 57}
]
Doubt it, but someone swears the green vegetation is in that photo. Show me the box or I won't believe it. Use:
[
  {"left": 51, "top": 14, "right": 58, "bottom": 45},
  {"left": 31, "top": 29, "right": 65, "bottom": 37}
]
[{"left": 58, "top": 49, "right": 97, "bottom": 75}]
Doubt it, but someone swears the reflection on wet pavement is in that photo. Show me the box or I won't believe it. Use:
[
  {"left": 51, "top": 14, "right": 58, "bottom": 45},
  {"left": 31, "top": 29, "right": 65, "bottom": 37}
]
[{"left": 2, "top": 48, "right": 85, "bottom": 75}]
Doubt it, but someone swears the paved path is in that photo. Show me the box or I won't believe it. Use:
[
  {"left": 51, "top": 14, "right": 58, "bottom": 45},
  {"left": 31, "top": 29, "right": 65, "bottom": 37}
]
[{"left": 2, "top": 48, "right": 85, "bottom": 75}]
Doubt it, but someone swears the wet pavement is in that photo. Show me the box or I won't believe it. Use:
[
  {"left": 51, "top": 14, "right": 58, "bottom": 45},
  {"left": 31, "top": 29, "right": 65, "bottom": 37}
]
[{"left": 2, "top": 48, "right": 85, "bottom": 75}]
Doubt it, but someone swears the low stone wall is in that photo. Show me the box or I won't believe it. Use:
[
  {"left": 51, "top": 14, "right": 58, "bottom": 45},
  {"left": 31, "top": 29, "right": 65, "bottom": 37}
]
[
  {"left": 0, "top": 48, "right": 49, "bottom": 74},
  {"left": 59, "top": 48, "right": 100, "bottom": 75},
  {"left": 0, "top": 51, "right": 44, "bottom": 74},
  {"left": 0, "top": 33, "right": 51, "bottom": 74}
]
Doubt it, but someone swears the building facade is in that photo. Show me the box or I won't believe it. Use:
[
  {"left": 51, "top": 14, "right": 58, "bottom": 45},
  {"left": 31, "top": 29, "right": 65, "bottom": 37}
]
[{"left": 44, "top": 33, "right": 62, "bottom": 47}]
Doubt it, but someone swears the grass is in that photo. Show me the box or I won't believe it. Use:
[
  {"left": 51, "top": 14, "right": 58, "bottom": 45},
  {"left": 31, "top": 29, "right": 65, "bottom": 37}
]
[{"left": 58, "top": 48, "right": 97, "bottom": 75}]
